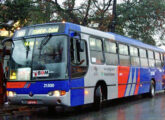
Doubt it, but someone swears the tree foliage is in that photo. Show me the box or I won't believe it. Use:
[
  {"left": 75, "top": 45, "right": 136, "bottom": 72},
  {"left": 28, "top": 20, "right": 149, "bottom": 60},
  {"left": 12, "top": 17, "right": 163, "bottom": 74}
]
[
  {"left": 116, "top": 0, "right": 165, "bottom": 45},
  {"left": 0, "top": 0, "right": 53, "bottom": 31},
  {"left": 0, "top": 0, "right": 164, "bottom": 46},
  {"left": 39, "top": 0, "right": 113, "bottom": 31},
  {"left": 0, "top": 0, "right": 32, "bottom": 31}
]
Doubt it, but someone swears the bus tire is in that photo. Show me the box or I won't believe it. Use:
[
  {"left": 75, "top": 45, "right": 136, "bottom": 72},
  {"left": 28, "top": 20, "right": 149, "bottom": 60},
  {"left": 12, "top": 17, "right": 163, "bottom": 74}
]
[
  {"left": 93, "top": 86, "right": 103, "bottom": 110},
  {"left": 148, "top": 81, "right": 155, "bottom": 97}
]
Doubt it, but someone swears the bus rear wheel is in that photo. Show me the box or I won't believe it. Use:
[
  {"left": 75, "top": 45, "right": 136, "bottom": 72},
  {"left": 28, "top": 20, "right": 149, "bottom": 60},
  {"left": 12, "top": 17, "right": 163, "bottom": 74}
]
[
  {"left": 148, "top": 81, "right": 155, "bottom": 97},
  {"left": 93, "top": 86, "right": 103, "bottom": 110}
]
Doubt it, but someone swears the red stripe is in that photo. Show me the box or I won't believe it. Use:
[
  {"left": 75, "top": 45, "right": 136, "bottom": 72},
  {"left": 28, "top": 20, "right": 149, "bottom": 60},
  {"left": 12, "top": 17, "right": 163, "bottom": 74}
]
[
  {"left": 118, "top": 66, "right": 130, "bottom": 98},
  {"left": 7, "top": 82, "right": 26, "bottom": 89},
  {"left": 27, "top": 83, "right": 31, "bottom": 88}
]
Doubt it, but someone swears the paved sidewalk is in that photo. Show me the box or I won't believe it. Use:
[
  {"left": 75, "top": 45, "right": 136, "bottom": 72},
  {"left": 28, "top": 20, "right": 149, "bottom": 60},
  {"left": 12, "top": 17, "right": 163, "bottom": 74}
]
[
  {"left": 0, "top": 104, "right": 24, "bottom": 115},
  {"left": 0, "top": 103, "right": 46, "bottom": 117},
  {"left": 0, "top": 103, "right": 36, "bottom": 116}
]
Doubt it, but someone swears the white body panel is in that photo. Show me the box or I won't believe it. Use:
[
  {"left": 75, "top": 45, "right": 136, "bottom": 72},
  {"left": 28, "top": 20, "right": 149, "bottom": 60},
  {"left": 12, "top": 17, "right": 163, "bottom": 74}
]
[{"left": 80, "top": 27, "right": 118, "bottom": 104}]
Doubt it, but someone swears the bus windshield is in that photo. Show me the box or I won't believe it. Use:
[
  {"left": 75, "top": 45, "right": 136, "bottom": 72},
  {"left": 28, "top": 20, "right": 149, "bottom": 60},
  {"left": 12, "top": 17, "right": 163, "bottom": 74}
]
[{"left": 9, "top": 35, "right": 68, "bottom": 81}]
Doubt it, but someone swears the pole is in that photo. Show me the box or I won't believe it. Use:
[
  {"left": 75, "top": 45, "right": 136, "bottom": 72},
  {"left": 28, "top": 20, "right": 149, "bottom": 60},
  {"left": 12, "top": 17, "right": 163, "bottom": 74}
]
[{"left": 109, "top": 0, "right": 117, "bottom": 32}]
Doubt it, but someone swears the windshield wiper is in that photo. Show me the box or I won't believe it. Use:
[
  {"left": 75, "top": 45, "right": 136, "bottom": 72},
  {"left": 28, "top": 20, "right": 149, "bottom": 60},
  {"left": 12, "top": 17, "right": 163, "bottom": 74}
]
[
  {"left": 26, "top": 43, "right": 30, "bottom": 59},
  {"left": 39, "top": 34, "right": 52, "bottom": 50},
  {"left": 39, "top": 34, "right": 52, "bottom": 58},
  {"left": 21, "top": 37, "right": 30, "bottom": 59}
]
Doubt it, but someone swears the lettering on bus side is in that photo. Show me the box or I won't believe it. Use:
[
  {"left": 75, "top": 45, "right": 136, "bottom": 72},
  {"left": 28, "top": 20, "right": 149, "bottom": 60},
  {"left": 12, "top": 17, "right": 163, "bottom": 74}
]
[
  {"left": 93, "top": 66, "right": 98, "bottom": 76},
  {"left": 104, "top": 68, "right": 115, "bottom": 76}
]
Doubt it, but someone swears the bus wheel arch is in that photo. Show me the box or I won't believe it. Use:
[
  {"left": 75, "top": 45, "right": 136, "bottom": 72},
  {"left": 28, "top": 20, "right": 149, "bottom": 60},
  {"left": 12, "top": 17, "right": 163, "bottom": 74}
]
[{"left": 95, "top": 80, "right": 108, "bottom": 100}]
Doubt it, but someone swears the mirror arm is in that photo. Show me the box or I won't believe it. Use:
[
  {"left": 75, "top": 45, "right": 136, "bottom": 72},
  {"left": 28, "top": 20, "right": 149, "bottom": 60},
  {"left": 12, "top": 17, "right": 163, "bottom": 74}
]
[
  {"left": 2, "top": 37, "right": 12, "bottom": 57},
  {"left": 2, "top": 37, "right": 12, "bottom": 46}
]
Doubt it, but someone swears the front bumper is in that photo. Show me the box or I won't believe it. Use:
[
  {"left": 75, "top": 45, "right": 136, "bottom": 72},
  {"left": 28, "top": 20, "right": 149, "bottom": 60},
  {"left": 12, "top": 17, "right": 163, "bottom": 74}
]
[{"left": 7, "top": 91, "right": 71, "bottom": 106}]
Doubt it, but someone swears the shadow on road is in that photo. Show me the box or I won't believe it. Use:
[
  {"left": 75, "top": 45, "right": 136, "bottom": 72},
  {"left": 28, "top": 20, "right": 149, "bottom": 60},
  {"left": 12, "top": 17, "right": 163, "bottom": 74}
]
[
  {"left": 35, "top": 94, "right": 152, "bottom": 119},
  {"left": 1, "top": 92, "right": 165, "bottom": 120}
]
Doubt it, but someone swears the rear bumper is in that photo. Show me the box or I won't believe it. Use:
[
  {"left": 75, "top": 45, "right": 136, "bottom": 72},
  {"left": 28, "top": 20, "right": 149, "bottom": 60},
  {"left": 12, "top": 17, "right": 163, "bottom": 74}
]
[{"left": 7, "top": 91, "right": 71, "bottom": 106}]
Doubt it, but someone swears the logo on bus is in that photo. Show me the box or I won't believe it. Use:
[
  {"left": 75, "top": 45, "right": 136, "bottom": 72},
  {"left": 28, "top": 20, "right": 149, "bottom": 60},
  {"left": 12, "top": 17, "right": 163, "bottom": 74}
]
[{"left": 33, "top": 70, "right": 49, "bottom": 77}]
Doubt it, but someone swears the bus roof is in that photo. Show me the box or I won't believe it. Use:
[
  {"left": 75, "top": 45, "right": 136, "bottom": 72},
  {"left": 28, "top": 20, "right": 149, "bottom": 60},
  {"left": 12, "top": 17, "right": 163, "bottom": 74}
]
[
  {"left": 66, "top": 22, "right": 164, "bottom": 53},
  {"left": 108, "top": 32, "right": 164, "bottom": 53}
]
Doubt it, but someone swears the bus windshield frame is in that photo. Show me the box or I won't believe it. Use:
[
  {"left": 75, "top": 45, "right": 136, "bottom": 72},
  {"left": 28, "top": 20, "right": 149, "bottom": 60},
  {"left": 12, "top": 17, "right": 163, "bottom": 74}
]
[{"left": 8, "top": 33, "right": 69, "bottom": 81}]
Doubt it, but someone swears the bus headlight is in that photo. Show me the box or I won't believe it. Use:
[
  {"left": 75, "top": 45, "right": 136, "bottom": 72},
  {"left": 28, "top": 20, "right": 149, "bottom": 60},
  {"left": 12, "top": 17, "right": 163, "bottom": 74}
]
[
  {"left": 7, "top": 91, "right": 16, "bottom": 97},
  {"left": 48, "top": 90, "right": 66, "bottom": 97},
  {"left": 10, "top": 72, "right": 17, "bottom": 80}
]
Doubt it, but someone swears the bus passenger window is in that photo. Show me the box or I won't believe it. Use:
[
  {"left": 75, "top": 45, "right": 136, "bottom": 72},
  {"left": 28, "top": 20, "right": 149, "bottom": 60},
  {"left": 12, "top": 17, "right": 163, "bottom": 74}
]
[
  {"left": 139, "top": 48, "right": 148, "bottom": 67},
  {"left": 70, "top": 39, "right": 88, "bottom": 78},
  {"left": 155, "top": 52, "right": 161, "bottom": 68},
  {"left": 89, "top": 37, "right": 104, "bottom": 64},
  {"left": 148, "top": 50, "right": 155, "bottom": 67},
  {"left": 161, "top": 53, "right": 164, "bottom": 67},
  {"left": 104, "top": 40, "right": 118, "bottom": 65},
  {"left": 119, "top": 44, "right": 130, "bottom": 66},
  {"left": 130, "top": 46, "right": 140, "bottom": 66}
]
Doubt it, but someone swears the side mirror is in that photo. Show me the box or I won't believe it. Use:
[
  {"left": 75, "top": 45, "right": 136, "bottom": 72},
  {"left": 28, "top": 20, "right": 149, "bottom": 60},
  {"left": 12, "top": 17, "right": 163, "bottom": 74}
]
[
  {"left": 71, "top": 32, "right": 81, "bottom": 42},
  {"left": 71, "top": 31, "right": 84, "bottom": 52},
  {"left": 2, "top": 37, "right": 12, "bottom": 57}
]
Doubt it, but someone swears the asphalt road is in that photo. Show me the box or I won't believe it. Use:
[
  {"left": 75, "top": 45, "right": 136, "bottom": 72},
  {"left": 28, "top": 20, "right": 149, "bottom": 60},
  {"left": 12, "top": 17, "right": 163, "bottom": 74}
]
[{"left": 1, "top": 92, "right": 165, "bottom": 120}]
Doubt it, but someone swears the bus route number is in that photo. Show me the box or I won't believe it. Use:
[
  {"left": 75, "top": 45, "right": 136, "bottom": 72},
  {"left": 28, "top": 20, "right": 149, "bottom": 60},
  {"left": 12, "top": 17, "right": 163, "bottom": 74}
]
[{"left": 43, "top": 84, "right": 55, "bottom": 88}]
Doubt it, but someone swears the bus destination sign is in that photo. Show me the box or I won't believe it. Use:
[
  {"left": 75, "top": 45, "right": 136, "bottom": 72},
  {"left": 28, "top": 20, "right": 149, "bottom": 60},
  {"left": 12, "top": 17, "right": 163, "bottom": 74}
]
[
  {"left": 29, "top": 25, "right": 59, "bottom": 35},
  {"left": 14, "top": 25, "right": 60, "bottom": 38}
]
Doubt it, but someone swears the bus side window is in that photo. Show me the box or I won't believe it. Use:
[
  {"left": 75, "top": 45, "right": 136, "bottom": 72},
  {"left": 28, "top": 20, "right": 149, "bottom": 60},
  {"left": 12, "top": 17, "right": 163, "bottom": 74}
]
[
  {"left": 89, "top": 37, "right": 104, "bottom": 64},
  {"left": 161, "top": 53, "right": 164, "bottom": 67},
  {"left": 130, "top": 46, "right": 140, "bottom": 66},
  {"left": 139, "top": 48, "right": 148, "bottom": 67},
  {"left": 104, "top": 40, "right": 118, "bottom": 65},
  {"left": 155, "top": 52, "right": 161, "bottom": 68},
  {"left": 148, "top": 50, "right": 155, "bottom": 67},
  {"left": 70, "top": 39, "right": 88, "bottom": 78},
  {"left": 119, "top": 44, "right": 130, "bottom": 66}
]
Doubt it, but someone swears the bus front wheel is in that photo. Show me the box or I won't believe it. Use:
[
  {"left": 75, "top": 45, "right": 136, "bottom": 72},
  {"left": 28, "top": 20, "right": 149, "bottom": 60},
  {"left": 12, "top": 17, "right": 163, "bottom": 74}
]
[{"left": 93, "top": 86, "right": 103, "bottom": 110}]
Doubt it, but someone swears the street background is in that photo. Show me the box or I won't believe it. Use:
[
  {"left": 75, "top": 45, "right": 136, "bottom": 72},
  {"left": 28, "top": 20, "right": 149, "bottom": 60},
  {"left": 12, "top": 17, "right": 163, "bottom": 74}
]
[{"left": 1, "top": 92, "right": 165, "bottom": 120}]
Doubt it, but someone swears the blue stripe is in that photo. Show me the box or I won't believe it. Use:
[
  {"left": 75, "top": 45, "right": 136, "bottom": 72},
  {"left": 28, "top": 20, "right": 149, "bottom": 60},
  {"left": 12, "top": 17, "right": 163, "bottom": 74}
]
[
  {"left": 7, "top": 80, "right": 70, "bottom": 94},
  {"left": 133, "top": 68, "right": 139, "bottom": 94},
  {"left": 124, "top": 67, "right": 131, "bottom": 96},
  {"left": 65, "top": 23, "right": 84, "bottom": 106},
  {"left": 138, "top": 68, "right": 150, "bottom": 94},
  {"left": 70, "top": 78, "right": 84, "bottom": 107}
]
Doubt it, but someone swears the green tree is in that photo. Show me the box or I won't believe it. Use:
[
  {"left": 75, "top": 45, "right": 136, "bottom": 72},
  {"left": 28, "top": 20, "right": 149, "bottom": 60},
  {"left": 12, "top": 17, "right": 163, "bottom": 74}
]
[
  {"left": 48, "top": 0, "right": 165, "bottom": 45},
  {"left": 1, "top": 0, "right": 164, "bottom": 46},
  {"left": 0, "top": 0, "right": 33, "bottom": 32},
  {"left": 27, "top": 0, "right": 54, "bottom": 25},
  {"left": 115, "top": 0, "right": 165, "bottom": 45},
  {"left": 0, "top": 0, "right": 53, "bottom": 32},
  {"left": 47, "top": 0, "right": 113, "bottom": 30}
]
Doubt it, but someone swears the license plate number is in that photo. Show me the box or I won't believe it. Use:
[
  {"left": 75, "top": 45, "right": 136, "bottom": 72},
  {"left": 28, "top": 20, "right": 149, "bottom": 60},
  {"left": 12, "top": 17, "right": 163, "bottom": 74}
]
[{"left": 27, "top": 100, "right": 37, "bottom": 104}]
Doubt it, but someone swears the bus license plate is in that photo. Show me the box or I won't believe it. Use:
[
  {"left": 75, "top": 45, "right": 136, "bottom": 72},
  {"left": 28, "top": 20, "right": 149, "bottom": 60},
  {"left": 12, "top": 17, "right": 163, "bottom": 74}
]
[{"left": 27, "top": 100, "right": 37, "bottom": 104}]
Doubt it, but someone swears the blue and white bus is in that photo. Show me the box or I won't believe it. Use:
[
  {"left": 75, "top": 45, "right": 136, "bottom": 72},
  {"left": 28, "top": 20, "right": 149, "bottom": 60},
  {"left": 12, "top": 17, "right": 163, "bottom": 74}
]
[{"left": 5, "top": 22, "right": 165, "bottom": 109}]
